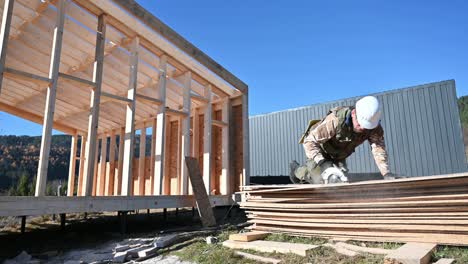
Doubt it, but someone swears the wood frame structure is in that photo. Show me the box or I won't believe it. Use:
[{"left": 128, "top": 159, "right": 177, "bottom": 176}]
[{"left": 0, "top": 0, "right": 248, "bottom": 217}]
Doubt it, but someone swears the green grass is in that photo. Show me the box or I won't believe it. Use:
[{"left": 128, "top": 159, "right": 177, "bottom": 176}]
[{"left": 433, "top": 245, "right": 468, "bottom": 263}]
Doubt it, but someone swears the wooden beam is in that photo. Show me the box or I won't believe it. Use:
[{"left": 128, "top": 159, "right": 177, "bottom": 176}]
[
  {"left": 101, "top": 91, "right": 133, "bottom": 104},
  {"left": 153, "top": 56, "right": 167, "bottom": 195},
  {"left": 35, "top": 0, "right": 67, "bottom": 197},
  {"left": 58, "top": 72, "right": 95, "bottom": 87},
  {"left": 191, "top": 93, "right": 209, "bottom": 103},
  {"left": 138, "top": 126, "right": 146, "bottom": 195},
  {"left": 242, "top": 92, "right": 250, "bottom": 186},
  {"left": 0, "top": 0, "right": 15, "bottom": 93},
  {"left": 4, "top": 67, "right": 51, "bottom": 84},
  {"left": 136, "top": 93, "right": 163, "bottom": 105},
  {"left": 106, "top": 131, "right": 116, "bottom": 196},
  {"left": 67, "top": 134, "right": 78, "bottom": 196},
  {"left": 116, "top": 127, "right": 125, "bottom": 195},
  {"left": 83, "top": 14, "right": 107, "bottom": 196},
  {"left": 166, "top": 108, "right": 189, "bottom": 117},
  {"left": 180, "top": 71, "right": 191, "bottom": 195},
  {"left": 203, "top": 85, "right": 213, "bottom": 193},
  {"left": 98, "top": 136, "right": 107, "bottom": 195},
  {"left": 212, "top": 120, "right": 228, "bottom": 128},
  {"left": 220, "top": 100, "right": 230, "bottom": 195},
  {"left": 108, "top": 0, "right": 247, "bottom": 93},
  {"left": 77, "top": 135, "right": 86, "bottom": 196},
  {"left": 121, "top": 37, "right": 139, "bottom": 196},
  {"left": 0, "top": 101, "right": 77, "bottom": 135}
]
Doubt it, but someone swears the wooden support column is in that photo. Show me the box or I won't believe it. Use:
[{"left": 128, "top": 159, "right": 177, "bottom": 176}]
[
  {"left": 153, "top": 55, "right": 167, "bottom": 195},
  {"left": 115, "top": 127, "right": 125, "bottom": 195},
  {"left": 83, "top": 14, "right": 106, "bottom": 196},
  {"left": 180, "top": 71, "right": 191, "bottom": 195},
  {"left": 35, "top": 0, "right": 66, "bottom": 196},
  {"left": 242, "top": 91, "right": 250, "bottom": 186},
  {"left": 0, "top": 0, "right": 15, "bottom": 93},
  {"left": 77, "top": 136, "right": 86, "bottom": 196},
  {"left": 203, "top": 85, "right": 213, "bottom": 194},
  {"left": 191, "top": 109, "right": 200, "bottom": 195},
  {"left": 106, "top": 131, "right": 116, "bottom": 196},
  {"left": 92, "top": 140, "right": 99, "bottom": 196},
  {"left": 67, "top": 134, "right": 78, "bottom": 196},
  {"left": 149, "top": 118, "right": 156, "bottom": 194},
  {"left": 98, "top": 136, "right": 107, "bottom": 195},
  {"left": 138, "top": 126, "right": 146, "bottom": 195},
  {"left": 121, "top": 37, "right": 139, "bottom": 196},
  {"left": 220, "top": 100, "right": 231, "bottom": 195}
]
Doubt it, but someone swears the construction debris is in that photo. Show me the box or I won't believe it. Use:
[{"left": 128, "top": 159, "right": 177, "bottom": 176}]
[
  {"left": 222, "top": 239, "right": 319, "bottom": 256},
  {"left": 205, "top": 236, "right": 218, "bottom": 244},
  {"left": 384, "top": 243, "right": 436, "bottom": 264},
  {"left": 234, "top": 251, "right": 281, "bottom": 264},
  {"left": 229, "top": 231, "right": 270, "bottom": 242},
  {"left": 432, "top": 259, "right": 455, "bottom": 264},
  {"left": 241, "top": 174, "right": 468, "bottom": 245}
]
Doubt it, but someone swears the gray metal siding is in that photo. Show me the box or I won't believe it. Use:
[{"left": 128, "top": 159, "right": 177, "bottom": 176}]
[{"left": 249, "top": 80, "right": 467, "bottom": 177}]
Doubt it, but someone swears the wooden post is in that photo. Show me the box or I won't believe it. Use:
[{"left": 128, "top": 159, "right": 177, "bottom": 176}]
[
  {"left": 242, "top": 91, "right": 250, "bottom": 186},
  {"left": 98, "top": 136, "right": 107, "bottom": 195},
  {"left": 0, "top": 0, "right": 15, "bottom": 93},
  {"left": 77, "top": 136, "right": 86, "bottom": 196},
  {"left": 35, "top": 0, "right": 67, "bottom": 196},
  {"left": 153, "top": 55, "right": 167, "bottom": 195},
  {"left": 83, "top": 14, "right": 106, "bottom": 196},
  {"left": 67, "top": 134, "right": 78, "bottom": 196},
  {"left": 220, "top": 100, "right": 231, "bottom": 195},
  {"left": 106, "top": 130, "right": 116, "bottom": 195},
  {"left": 193, "top": 109, "right": 200, "bottom": 158},
  {"left": 92, "top": 139, "right": 99, "bottom": 196},
  {"left": 138, "top": 126, "right": 146, "bottom": 195},
  {"left": 203, "top": 85, "right": 213, "bottom": 194},
  {"left": 121, "top": 37, "right": 139, "bottom": 196},
  {"left": 116, "top": 127, "right": 125, "bottom": 195},
  {"left": 180, "top": 72, "right": 191, "bottom": 195},
  {"left": 150, "top": 118, "right": 157, "bottom": 194}
]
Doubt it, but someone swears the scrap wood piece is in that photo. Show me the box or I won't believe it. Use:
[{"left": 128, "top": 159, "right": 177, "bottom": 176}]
[
  {"left": 432, "top": 258, "right": 455, "bottom": 264},
  {"left": 229, "top": 231, "right": 270, "bottom": 242},
  {"left": 185, "top": 156, "right": 216, "bottom": 227},
  {"left": 222, "top": 239, "right": 319, "bottom": 256},
  {"left": 234, "top": 251, "right": 281, "bottom": 264},
  {"left": 323, "top": 243, "right": 358, "bottom": 257},
  {"left": 334, "top": 242, "right": 393, "bottom": 255},
  {"left": 384, "top": 243, "right": 437, "bottom": 264}
]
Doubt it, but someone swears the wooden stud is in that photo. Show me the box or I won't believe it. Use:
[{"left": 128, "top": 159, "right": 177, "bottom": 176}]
[
  {"left": 0, "top": 0, "right": 15, "bottom": 93},
  {"left": 203, "top": 85, "right": 213, "bottom": 193},
  {"left": 220, "top": 100, "right": 230, "bottom": 195},
  {"left": 242, "top": 92, "right": 250, "bottom": 186},
  {"left": 136, "top": 93, "right": 163, "bottom": 105},
  {"left": 153, "top": 55, "right": 167, "bottom": 195},
  {"left": 4, "top": 67, "right": 51, "bottom": 84},
  {"left": 98, "top": 136, "right": 107, "bottom": 196},
  {"left": 82, "top": 14, "right": 107, "bottom": 196},
  {"left": 67, "top": 134, "right": 78, "bottom": 196},
  {"left": 35, "top": 0, "right": 67, "bottom": 197},
  {"left": 116, "top": 127, "right": 125, "bottom": 195},
  {"left": 180, "top": 71, "right": 191, "bottom": 195},
  {"left": 92, "top": 139, "right": 99, "bottom": 196},
  {"left": 106, "top": 131, "right": 116, "bottom": 196},
  {"left": 121, "top": 37, "right": 139, "bottom": 196},
  {"left": 77, "top": 136, "right": 86, "bottom": 196},
  {"left": 138, "top": 126, "right": 146, "bottom": 195},
  {"left": 149, "top": 118, "right": 157, "bottom": 195}
]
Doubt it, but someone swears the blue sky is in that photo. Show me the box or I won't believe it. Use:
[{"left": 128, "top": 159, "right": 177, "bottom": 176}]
[{"left": 1, "top": 0, "right": 467, "bottom": 135}]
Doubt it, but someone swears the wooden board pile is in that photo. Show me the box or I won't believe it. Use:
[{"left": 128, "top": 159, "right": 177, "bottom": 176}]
[{"left": 240, "top": 173, "right": 468, "bottom": 245}]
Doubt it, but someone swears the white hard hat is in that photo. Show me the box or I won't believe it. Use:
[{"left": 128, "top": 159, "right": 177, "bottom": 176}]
[{"left": 355, "top": 96, "right": 381, "bottom": 129}]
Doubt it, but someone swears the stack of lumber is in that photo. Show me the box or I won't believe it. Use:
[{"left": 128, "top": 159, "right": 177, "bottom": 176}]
[{"left": 240, "top": 173, "right": 468, "bottom": 245}]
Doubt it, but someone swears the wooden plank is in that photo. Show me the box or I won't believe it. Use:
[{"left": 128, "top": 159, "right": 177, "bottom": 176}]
[
  {"left": 121, "top": 37, "right": 139, "bottom": 196},
  {"left": 35, "top": 0, "right": 67, "bottom": 197},
  {"left": 203, "top": 85, "right": 212, "bottom": 193},
  {"left": 138, "top": 126, "right": 146, "bottom": 195},
  {"left": 229, "top": 231, "right": 269, "bottom": 242},
  {"left": 220, "top": 100, "right": 230, "bottom": 195},
  {"left": 67, "top": 134, "right": 78, "bottom": 196},
  {"left": 222, "top": 240, "right": 318, "bottom": 257},
  {"left": 83, "top": 14, "right": 107, "bottom": 196},
  {"left": 233, "top": 251, "right": 280, "bottom": 264},
  {"left": 106, "top": 131, "right": 116, "bottom": 196},
  {"left": 98, "top": 136, "right": 107, "bottom": 196},
  {"left": 180, "top": 71, "right": 191, "bottom": 195},
  {"left": 153, "top": 56, "right": 167, "bottom": 195},
  {"left": 0, "top": 0, "right": 15, "bottom": 93},
  {"left": 185, "top": 156, "right": 216, "bottom": 227},
  {"left": 77, "top": 136, "right": 86, "bottom": 196},
  {"left": 115, "top": 127, "right": 125, "bottom": 195},
  {"left": 433, "top": 259, "right": 455, "bottom": 264},
  {"left": 384, "top": 243, "right": 436, "bottom": 264},
  {"left": 4, "top": 67, "right": 51, "bottom": 83}
]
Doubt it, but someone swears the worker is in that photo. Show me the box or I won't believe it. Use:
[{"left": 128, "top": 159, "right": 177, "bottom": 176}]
[{"left": 290, "top": 95, "right": 397, "bottom": 184}]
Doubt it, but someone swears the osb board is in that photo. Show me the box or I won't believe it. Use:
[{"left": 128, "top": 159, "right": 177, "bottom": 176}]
[{"left": 232, "top": 104, "right": 243, "bottom": 192}]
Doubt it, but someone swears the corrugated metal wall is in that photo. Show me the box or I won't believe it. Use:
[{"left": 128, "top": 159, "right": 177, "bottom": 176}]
[{"left": 249, "top": 80, "right": 467, "bottom": 177}]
